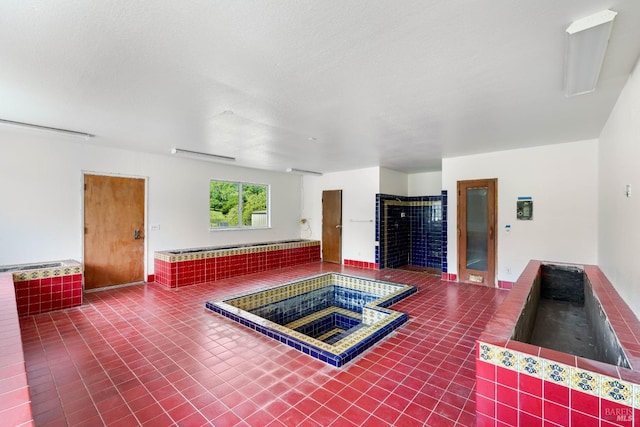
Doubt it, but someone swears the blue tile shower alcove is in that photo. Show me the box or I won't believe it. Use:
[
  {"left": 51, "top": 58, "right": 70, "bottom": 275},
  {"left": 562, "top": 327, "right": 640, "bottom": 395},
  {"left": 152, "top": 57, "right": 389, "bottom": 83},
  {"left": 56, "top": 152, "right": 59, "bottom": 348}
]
[{"left": 375, "top": 191, "right": 447, "bottom": 271}]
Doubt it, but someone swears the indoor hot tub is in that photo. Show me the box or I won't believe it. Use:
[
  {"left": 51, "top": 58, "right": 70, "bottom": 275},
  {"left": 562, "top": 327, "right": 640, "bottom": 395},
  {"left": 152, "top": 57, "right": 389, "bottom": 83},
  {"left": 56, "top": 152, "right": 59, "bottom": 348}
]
[
  {"left": 476, "top": 261, "right": 640, "bottom": 426},
  {"left": 206, "top": 273, "right": 416, "bottom": 367}
]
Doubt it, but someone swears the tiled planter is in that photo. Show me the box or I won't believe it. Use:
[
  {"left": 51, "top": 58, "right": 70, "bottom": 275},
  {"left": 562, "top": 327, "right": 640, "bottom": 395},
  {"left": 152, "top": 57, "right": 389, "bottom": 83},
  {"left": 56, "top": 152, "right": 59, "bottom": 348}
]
[
  {"left": 154, "top": 240, "right": 321, "bottom": 288},
  {"left": 476, "top": 260, "right": 640, "bottom": 426},
  {"left": 6, "top": 260, "right": 83, "bottom": 317}
]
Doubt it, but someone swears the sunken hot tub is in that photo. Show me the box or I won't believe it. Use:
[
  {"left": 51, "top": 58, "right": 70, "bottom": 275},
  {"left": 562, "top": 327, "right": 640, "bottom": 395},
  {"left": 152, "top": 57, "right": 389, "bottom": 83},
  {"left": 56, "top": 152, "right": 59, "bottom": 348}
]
[
  {"left": 476, "top": 261, "right": 640, "bottom": 426},
  {"left": 206, "top": 273, "right": 416, "bottom": 367}
]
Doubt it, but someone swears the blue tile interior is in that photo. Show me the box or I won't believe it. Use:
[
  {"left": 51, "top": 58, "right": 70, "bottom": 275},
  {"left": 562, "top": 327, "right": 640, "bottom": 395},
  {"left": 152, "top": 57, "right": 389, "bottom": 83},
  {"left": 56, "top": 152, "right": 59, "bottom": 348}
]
[
  {"left": 376, "top": 194, "right": 443, "bottom": 270},
  {"left": 249, "top": 286, "right": 377, "bottom": 326},
  {"left": 205, "top": 273, "right": 416, "bottom": 367}
]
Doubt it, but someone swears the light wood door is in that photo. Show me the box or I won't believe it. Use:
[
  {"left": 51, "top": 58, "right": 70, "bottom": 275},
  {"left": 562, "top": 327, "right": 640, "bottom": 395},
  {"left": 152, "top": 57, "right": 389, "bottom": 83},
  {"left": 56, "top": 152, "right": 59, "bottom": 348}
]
[
  {"left": 84, "top": 174, "right": 145, "bottom": 289},
  {"left": 457, "top": 179, "right": 497, "bottom": 287},
  {"left": 322, "top": 190, "right": 342, "bottom": 264}
]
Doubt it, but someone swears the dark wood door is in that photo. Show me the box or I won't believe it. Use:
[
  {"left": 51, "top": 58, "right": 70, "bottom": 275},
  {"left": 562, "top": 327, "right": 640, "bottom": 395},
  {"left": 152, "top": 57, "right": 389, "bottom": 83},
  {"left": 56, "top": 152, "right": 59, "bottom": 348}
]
[
  {"left": 457, "top": 179, "right": 497, "bottom": 287},
  {"left": 84, "top": 174, "right": 145, "bottom": 289},
  {"left": 322, "top": 190, "right": 342, "bottom": 264}
]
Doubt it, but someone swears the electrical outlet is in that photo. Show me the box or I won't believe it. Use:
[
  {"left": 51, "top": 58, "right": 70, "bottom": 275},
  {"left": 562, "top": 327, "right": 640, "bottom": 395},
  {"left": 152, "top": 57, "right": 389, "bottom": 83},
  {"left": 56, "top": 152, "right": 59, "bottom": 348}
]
[{"left": 150, "top": 224, "right": 160, "bottom": 231}]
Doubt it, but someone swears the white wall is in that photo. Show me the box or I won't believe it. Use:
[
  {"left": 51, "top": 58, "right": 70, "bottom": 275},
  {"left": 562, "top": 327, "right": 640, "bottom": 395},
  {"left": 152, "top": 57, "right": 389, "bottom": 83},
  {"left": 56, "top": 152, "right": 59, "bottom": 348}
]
[
  {"left": 0, "top": 130, "right": 302, "bottom": 275},
  {"left": 409, "top": 171, "right": 442, "bottom": 196},
  {"left": 443, "top": 140, "right": 598, "bottom": 283},
  {"left": 598, "top": 61, "right": 640, "bottom": 318},
  {"left": 301, "top": 167, "right": 379, "bottom": 263},
  {"left": 379, "top": 168, "right": 408, "bottom": 196}
]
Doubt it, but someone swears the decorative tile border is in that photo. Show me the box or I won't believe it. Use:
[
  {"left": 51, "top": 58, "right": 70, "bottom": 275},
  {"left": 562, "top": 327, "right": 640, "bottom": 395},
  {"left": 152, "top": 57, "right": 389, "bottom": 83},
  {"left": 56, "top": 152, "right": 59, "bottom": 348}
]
[
  {"left": 155, "top": 240, "right": 320, "bottom": 263},
  {"left": 207, "top": 273, "right": 416, "bottom": 367},
  {"left": 601, "top": 377, "right": 633, "bottom": 406},
  {"left": 8, "top": 261, "right": 82, "bottom": 281},
  {"left": 519, "top": 352, "right": 542, "bottom": 377},
  {"left": 543, "top": 360, "right": 571, "bottom": 386},
  {"left": 572, "top": 368, "right": 600, "bottom": 396},
  {"left": 478, "top": 341, "right": 637, "bottom": 408}
]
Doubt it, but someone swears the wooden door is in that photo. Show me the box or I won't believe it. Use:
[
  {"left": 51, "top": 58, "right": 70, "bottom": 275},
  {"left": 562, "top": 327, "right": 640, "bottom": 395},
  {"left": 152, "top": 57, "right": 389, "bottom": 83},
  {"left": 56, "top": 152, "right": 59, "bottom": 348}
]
[
  {"left": 84, "top": 174, "right": 145, "bottom": 289},
  {"left": 322, "top": 190, "right": 342, "bottom": 264},
  {"left": 457, "top": 179, "right": 497, "bottom": 287}
]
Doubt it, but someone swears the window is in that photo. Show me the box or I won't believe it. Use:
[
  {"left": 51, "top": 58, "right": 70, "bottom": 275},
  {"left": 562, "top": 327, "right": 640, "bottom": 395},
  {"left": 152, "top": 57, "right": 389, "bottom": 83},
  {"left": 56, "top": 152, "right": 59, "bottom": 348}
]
[{"left": 209, "top": 180, "right": 269, "bottom": 229}]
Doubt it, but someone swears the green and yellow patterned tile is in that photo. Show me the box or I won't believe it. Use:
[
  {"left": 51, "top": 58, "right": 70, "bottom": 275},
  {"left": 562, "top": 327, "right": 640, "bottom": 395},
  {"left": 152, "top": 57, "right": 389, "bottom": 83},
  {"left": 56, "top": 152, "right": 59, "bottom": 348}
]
[
  {"left": 518, "top": 353, "right": 542, "bottom": 377},
  {"left": 542, "top": 360, "right": 570, "bottom": 385},
  {"left": 571, "top": 368, "right": 600, "bottom": 396},
  {"left": 497, "top": 349, "right": 518, "bottom": 371},
  {"left": 478, "top": 342, "right": 496, "bottom": 364},
  {"left": 600, "top": 376, "right": 632, "bottom": 405}
]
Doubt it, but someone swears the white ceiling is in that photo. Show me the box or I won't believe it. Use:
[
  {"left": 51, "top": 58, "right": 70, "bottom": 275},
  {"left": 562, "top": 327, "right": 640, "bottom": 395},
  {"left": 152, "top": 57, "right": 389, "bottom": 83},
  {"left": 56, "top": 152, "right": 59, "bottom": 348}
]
[{"left": 1, "top": 1, "right": 639, "bottom": 174}]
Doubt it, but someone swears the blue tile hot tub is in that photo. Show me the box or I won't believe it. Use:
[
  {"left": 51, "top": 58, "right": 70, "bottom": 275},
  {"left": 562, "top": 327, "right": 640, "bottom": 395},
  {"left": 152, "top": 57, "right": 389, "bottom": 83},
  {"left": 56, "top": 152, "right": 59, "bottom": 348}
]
[{"left": 205, "top": 273, "right": 416, "bottom": 367}]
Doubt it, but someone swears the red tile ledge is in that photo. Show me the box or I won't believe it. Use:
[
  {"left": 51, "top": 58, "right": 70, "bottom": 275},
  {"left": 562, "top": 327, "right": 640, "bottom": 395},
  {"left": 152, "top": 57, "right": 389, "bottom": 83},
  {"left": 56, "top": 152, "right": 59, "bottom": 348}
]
[
  {"left": 343, "top": 259, "right": 379, "bottom": 270},
  {"left": 0, "top": 273, "right": 33, "bottom": 425}
]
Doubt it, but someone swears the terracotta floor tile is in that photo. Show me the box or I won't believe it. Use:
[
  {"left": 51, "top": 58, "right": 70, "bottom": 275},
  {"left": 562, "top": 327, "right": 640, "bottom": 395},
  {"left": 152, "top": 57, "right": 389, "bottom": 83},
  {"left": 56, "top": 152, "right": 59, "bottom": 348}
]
[{"left": 20, "top": 263, "right": 508, "bottom": 426}]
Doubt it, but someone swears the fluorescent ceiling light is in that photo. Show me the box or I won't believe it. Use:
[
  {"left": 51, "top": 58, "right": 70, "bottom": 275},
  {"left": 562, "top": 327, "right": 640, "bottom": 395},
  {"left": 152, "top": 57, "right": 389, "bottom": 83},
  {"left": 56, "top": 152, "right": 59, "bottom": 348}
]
[
  {"left": 564, "top": 9, "right": 617, "bottom": 97},
  {"left": 0, "top": 118, "right": 95, "bottom": 139},
  {"left": 171, "top": 148, "right": 236, "bottom": 162},
  {"left": 286, "top": 167, "right": 323, "bottom": 176}
]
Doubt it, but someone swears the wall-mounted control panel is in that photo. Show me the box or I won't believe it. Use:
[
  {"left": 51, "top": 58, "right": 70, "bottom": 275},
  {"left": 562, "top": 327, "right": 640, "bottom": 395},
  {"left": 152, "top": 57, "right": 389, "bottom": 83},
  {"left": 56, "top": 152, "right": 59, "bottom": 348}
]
[{"left": 517, "top": 196, "right": 533, "bottom": 220}]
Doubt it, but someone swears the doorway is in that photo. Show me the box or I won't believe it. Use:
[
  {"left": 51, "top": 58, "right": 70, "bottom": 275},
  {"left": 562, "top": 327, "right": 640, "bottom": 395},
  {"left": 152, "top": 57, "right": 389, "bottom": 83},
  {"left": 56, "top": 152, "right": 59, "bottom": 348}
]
[
  {"left": 84, "top": 174, "right": 146, "bottom": 290},
  {"left": 457, "top": 179, "right": 497, "bottom": 287},
  {"left": 322, "top": 190, "right": 342, "bottom": 263}
]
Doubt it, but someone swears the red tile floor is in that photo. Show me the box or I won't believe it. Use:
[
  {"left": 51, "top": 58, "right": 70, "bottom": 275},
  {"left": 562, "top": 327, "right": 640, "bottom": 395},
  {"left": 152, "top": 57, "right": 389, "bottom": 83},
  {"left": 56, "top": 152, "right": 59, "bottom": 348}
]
[{"left": 20, "top": 262, "right": 508, "bottom": 426}]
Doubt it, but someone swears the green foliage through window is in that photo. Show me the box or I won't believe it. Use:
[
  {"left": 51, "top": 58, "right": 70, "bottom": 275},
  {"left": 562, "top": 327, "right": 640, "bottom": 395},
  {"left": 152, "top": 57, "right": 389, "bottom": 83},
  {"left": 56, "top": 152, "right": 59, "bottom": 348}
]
[{"left": 210, "top": 180, "right": 269, "bottom": 229}]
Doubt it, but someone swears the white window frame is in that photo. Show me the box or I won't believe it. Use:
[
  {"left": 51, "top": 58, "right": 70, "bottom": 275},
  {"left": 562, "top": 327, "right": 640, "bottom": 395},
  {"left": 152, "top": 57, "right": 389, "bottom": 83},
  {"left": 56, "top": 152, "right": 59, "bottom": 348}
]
[{"left": 209, "top": 180, "right": 270, "bottom": 231}]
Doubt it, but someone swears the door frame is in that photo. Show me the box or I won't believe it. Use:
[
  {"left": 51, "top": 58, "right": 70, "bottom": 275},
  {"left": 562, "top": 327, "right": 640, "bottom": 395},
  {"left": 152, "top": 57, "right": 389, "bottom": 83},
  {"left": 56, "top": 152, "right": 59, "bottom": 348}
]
[
  {"left": 81, "top": 171, "right": 149, "bottom": 289},
  {"left": 456, "top": 178, "right": 497, "bottom": 287}
]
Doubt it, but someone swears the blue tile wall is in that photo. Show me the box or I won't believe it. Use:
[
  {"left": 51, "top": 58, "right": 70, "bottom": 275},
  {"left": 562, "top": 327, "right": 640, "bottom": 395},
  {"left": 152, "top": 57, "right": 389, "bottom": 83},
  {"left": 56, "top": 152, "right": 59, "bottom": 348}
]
[
  {"left": 376, "top": 193, "right": 443, "bottom": 270},
  {"left": 249, "top": 286, "right": 378, "bottom": 325},
  {"left": 250, "top": 287, "right": 333, "bottom": 325},
  {"left": 442, "top": 190, "right": 448, "bottom": 273}
]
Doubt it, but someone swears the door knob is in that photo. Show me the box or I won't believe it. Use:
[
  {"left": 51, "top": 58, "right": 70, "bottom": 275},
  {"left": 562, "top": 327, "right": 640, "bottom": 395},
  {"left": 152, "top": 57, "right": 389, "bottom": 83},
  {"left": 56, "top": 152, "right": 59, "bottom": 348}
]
[
  {"left": 134, "top": 229, "right": 141, "bottom": 240},
  {"left": 335, "top": 224, "right": 342, "bottom": 228}
]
